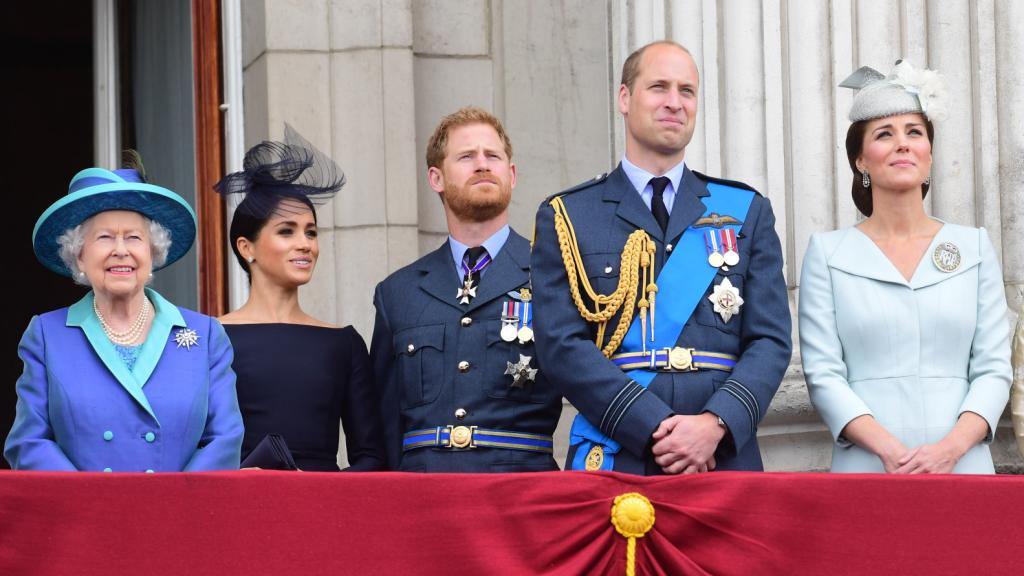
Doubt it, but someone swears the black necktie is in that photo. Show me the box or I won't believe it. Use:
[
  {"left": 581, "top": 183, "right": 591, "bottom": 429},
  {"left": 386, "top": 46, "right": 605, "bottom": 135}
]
[
  {"left": 464, "top": 246, "right": 488, "bottom": 285},
  {"left": 649, "top": 177, "right": 671, "bottom": 233}
]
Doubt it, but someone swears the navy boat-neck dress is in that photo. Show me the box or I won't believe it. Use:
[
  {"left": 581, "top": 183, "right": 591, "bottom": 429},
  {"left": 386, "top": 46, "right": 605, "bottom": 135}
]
[{"left": 224, "top": 323, "right": 385, "bottom": 471}]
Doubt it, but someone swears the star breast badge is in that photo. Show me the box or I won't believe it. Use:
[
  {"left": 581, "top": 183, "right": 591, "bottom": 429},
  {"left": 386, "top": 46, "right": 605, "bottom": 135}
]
[
  {"left": 174, "top": 328, "right": 200, "bottom": 350},
  {"left": 708, "top": 277, "right": 744, "bottom": 323},
  {"left": 504, "top": 354, "right": 538, "bottom": 389}
]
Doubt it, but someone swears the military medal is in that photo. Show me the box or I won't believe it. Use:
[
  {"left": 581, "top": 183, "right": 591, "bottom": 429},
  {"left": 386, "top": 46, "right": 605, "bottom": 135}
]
[
  {"left": 500, "top": 301, "right": 520, "bottom": 342},
  {"left": 518, "top": 302, "right": 534, "bottom": 344},
  {"left": 505, "top": 354, "right": 538, "bottom": 389},
  {"left": 932, "top": 241, "right": 961, "bottom": 273},
  {"left": 457, "top": 250, "right": 492, "bottom": 305},
  {"left": 517, "top": 288, "right": 534, "bottom": 344},
  {"left": 705, "top": 229, "right": 725, "bottom": 268},
  {"left": 722, "top": 228, "right": 740, "bottom": 267},
  {"left": 708, "top": 277, "right": 744, "bottom": 322},
  {"left": 456, "top": 277, "right": 477, "bottom": 305}
]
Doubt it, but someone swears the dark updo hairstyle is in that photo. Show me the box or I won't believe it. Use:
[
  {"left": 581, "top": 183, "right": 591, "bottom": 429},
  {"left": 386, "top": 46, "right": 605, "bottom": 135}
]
[
  {"left": 229, "top": 194, "right": 318, "bottom": 279},
  {"left": 845, "top": 116, "right": 934, "bottom": 217},
  {"left": 214, "top": 124, "right": 345, "bottom": 281}
]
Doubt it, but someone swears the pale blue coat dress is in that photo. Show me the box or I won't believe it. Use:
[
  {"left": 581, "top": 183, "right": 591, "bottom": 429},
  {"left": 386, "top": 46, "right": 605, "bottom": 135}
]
[{"left": 799, "top": 222, "right": 1011, "bottom": 473}]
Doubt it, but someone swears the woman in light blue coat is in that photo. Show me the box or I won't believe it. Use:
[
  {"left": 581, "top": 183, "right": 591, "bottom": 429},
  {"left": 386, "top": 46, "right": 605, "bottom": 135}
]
[
  {"left": 4, "top": 157, "right": 244, "bottom": 472},
  {"left": 799, "top": 61, "right": 1011, "bottom": 474}
]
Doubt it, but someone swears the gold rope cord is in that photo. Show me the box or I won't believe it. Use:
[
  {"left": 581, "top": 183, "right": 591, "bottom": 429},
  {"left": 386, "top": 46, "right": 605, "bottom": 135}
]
[{"left": 550, "top": 196, "right": 656, "bottom": 358}]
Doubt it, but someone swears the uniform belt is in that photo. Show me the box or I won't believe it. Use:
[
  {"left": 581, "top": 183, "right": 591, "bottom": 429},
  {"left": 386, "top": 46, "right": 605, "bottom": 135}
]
[
  {"left": 610, "top": 347, "right": 737, "bottom": 372},
  {"left": 403, "top": 426, "right": 554, "bottom": 453}
]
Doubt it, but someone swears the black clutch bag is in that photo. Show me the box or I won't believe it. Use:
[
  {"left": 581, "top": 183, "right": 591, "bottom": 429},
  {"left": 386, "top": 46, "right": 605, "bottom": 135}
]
[{"left": 240, "top": 433, "right": 299, "bottom": 470}]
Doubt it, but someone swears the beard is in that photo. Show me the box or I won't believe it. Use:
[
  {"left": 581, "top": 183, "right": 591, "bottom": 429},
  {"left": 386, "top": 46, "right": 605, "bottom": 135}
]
[{"left": 442, "top": 173, "right": 512, "bottom": 223}]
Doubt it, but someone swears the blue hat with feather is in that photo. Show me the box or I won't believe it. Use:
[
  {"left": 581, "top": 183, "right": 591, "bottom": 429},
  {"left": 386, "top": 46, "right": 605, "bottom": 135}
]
[{"left": 33, "top": 167, "right": 197, "bottom": 277}]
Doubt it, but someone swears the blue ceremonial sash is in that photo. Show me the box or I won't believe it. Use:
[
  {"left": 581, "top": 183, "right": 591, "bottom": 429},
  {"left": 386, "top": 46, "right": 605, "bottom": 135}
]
[{"left": 570, "top": 183, "right": 755, "bottom": 470}]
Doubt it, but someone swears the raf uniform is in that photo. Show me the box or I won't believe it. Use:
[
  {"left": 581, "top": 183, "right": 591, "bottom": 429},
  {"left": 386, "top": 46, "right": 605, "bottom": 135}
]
[
  {"left": 371, "top": 227, "right": 562, "bottom": 472},
  {"left": 531, "top": 164, "right": 792, "bottom": 474}
]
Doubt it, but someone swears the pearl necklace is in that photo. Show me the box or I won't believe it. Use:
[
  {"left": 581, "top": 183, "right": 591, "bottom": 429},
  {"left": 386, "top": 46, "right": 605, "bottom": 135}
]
[{"left": 94, "top": 297, "right": 151, "bottom": 346}]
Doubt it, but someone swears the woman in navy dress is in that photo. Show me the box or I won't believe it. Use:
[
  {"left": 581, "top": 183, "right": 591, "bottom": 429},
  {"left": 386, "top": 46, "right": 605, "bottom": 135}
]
[{"left": 216, "top": 126, "right": 384, "bottom": 471}]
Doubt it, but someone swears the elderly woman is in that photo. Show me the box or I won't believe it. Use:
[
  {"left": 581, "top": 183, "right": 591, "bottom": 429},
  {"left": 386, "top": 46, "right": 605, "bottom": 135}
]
[
  {"left": 799, "top": 61, "right": 1011, "bottom": 474},
  {"left": 4, "top": 159, "right": 244, "bottom": 472}
]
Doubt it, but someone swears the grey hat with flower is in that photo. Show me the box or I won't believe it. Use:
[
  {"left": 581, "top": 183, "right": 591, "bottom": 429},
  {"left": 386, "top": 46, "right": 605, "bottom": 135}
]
[{"left": 840, "top": 60, "right": 948, "bottom": 123}]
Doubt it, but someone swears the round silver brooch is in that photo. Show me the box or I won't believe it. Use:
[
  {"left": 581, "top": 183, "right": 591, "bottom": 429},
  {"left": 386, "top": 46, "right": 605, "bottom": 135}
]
[{"left": 932, "top": 241, "right": 961, "bottom": 273}]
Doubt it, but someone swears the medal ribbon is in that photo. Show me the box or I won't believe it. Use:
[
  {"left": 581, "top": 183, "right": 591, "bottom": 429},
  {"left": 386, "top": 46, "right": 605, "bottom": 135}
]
[
  {"left": 704, "top": 229, "right": 721, "bottom": 259},
  {"left": 722, "top": 228, "right": 737, "bottom": 254},
  {"left": 502, "top": 300, "right": 520, "bottom": 322},
  {"left": 519, "top": 301, "right": 532, "bottom": 333},
  {"left": 461, "top": 252, "right": 492, "bottom": 278}
]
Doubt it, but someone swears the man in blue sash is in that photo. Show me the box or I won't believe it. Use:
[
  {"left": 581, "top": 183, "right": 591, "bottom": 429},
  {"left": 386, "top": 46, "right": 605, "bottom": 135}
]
[
  {"left": 532, "top": 41, "right": 791, "bottom": 474},
  {"left": 371, "top": 107, "right": 562, "bottom": 472}
]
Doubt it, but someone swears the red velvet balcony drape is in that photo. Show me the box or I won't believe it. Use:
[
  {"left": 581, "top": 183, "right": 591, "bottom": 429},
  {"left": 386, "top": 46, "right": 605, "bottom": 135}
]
[{"left": 1, "top": 470, "right": 1020, "bottom": 575}]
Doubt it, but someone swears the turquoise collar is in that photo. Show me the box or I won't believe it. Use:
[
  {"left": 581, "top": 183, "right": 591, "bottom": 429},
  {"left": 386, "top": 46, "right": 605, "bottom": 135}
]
[{"left": 67, "top": 287, "right": 187, "bottom": 424}]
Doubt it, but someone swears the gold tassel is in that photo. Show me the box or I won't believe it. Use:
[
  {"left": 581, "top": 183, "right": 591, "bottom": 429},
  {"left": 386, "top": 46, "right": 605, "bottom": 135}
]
[{"left": 610, "top": 493, "right": 656, "bottom": 576}]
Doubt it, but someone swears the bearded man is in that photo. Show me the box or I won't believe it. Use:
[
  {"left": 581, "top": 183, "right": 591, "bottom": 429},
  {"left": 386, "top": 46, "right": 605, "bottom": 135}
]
[{"left": 370, "top": 106, "right": 562, "bottom": 472}]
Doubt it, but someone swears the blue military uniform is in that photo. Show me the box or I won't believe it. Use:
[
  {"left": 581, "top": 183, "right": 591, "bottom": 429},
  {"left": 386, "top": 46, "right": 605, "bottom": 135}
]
[
  {"left": 531, "top": 165, "right": 791, "bottom": 474},
  {"left": 371, "top": 229, "right": 562, "bottom": 472}
]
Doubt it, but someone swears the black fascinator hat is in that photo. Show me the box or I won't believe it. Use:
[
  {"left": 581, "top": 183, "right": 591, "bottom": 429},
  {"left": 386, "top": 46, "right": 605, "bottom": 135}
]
[
  {"left": 216, "top": 124, "right": 346, "bottom": 276},
  {"left": 215, "top": 123, "right": 346, "bottom": 218}
]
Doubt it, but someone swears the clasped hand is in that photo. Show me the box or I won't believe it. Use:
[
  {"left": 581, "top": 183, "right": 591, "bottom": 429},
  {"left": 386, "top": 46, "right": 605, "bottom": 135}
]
[{"left": 650, "top": 413, "right": 725, "bottom": 475}]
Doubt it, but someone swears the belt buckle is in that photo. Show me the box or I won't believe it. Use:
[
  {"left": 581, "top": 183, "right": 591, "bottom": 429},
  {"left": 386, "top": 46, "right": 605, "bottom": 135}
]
[
  {"left": 667, "top": 347, "right": 696, "bottom": 372},
  {"left": 445, "top": 425, "right": 476, "bottom": 449}
]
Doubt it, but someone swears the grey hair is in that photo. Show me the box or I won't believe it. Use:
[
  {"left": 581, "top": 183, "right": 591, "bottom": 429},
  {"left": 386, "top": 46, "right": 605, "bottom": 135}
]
[{"left": 57, "top": 215, "right": 173, "bottom": 286}]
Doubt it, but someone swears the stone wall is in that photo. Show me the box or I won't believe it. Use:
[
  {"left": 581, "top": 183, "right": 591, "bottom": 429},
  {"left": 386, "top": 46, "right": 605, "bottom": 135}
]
[{"left": 239, "top": 0, "right": 1024, "bottom": 471}]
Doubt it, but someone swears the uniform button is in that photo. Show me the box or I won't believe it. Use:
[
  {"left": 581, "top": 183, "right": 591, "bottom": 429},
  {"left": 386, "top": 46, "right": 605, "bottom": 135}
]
[
  {"left": 455, "top": 408, "right": 467, "bottom": 419},
  {"left": 604, "top": 265, "right": 613, "bottom": 274},
  {"left": 458, "top": 361, "right": 470, "bottom": 372},
  {"left": 103, "top": 431, "right": 114, "bottom": 441},
  {"left": 461, "top": 317, "right": 472, "bottom": 327},
  {"left": 103, "top": 467, "right": 113, "bottom": 473},
  {"left": 407, "top": 344, "right": 415, "bottom": 353},
  {"left": 145, "top": 432, "right": 156, "bottom": 443},
  {"left": 666, "top": 243, "right": 674, "bottom": 252},
  {"left": 145, "top": 469, "right": 155, "bottom": 474}
]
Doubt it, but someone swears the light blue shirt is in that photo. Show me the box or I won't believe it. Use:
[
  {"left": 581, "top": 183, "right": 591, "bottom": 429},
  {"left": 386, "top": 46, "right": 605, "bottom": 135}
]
[
  {"left": 448, "top": 224, "right": 511, "bottom": 277},
  {"left": 620, "top": 156, "right": 687, "bottom": 215}
]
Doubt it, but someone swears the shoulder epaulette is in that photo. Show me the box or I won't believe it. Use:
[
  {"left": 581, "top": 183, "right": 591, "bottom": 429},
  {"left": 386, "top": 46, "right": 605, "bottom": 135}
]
[
  {"left": 544, "top": 172, "right": 610, "bottom": 204},
  {"left": 692, "top": 170, "right": 762, "bottom": 196}
]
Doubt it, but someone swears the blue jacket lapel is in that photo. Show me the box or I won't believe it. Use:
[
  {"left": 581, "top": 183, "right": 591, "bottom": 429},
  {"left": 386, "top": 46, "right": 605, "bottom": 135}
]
[
  {"left": 910, "top": 225, "right": 981, "bottom": 289},
  {"left": 465, "top": 231, "right": 530, "bottom": 313},
  {"left": 132, "top": 288, "right": 187, "bottom": 391},
  {"left": 66, "top": 292, "right": 158, "bottom": 423},
  {"left": 666, "top": 167, "right": 711, "bottom": 244},
  {"left": 607, "top": 166, "right": 665, "bottom": 242},
  {"left": 418, "top": 241, "right": 468, "bottom": 312},
  {"left": 827, "top": 228, "right": 908, "bottom": 285},
  {"left": 827, "top": 226, "right": 981, "bottom": 288}
]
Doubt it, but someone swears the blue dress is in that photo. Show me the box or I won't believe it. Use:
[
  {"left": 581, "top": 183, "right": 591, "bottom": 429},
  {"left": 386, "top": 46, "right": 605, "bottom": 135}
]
[
  {"left": 4, "top": 289, "right": 244, "bottom": 472},
  {"left": 224, "top": 324, "right": 385, "bottom": 472},
  {"left": 799, "top": 224, "right": 1011, "bottom": 473}
]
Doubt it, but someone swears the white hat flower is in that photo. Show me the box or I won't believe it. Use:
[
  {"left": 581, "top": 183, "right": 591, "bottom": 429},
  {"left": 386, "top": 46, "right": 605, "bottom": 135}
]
[{"left": 890, "top": 60, "right": 948, "bottom": 122}]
